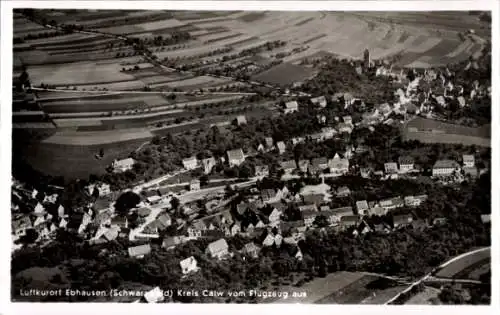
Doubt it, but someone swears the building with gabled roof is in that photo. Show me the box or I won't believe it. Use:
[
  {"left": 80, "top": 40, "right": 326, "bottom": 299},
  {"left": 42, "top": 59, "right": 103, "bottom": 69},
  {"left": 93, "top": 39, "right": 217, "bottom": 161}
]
[
  {"left": 276, "top": 141, "right": 286, "bottom": 154},
  {"left": 227, "top": 148, "right": 245, "bottom": 167},
  {"left": 180, "top": 256, "right": 199, "bottom": 275},
  {"left": 128, "top": 244, "right": 151, "bottom": 258},
  {"left": 205, "top": 238, "right": 229, "bottom": 260},
  {"left": 398, "top": 156, "right": 415, "bottom": 173},
  {"left": 202, "top": 157, "right": 216, "bottom": 174},
  {"left": 311, "top": 95, "right": 327, "bottom": 107},
  {"left": 182, "top": 156, "right": 198, "bottom": 170},
  {"left": 112, "top": 158, "right": 135, "bottom": 173},
  {"left": 384, "top": 162, "right": 399, "bottom": 175},
  {"left": 462, "top": 154, "right": 475, "bottom": 168},
  {"left": 284, "top": 100, "right": 299, "bottom": 114},
  {"left": 236, "top": 115, "right": 247, "bottom": 126},
  {"left": 242, "top": 242, "right": 260, "bottom": 258},
  {"left": 432, "top": 159, "right": 460, "bottom": 177}
]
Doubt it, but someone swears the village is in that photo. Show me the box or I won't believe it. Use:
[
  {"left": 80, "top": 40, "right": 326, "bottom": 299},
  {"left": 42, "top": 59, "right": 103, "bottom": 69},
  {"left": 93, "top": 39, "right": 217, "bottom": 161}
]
[{"left": 10, "top": 49, "right": 491, "bottom": 302}]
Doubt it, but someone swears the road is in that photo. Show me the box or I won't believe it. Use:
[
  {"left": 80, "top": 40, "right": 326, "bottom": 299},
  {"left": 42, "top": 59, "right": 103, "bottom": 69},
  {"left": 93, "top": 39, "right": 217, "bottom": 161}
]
[{"left": 383, "top": 246, "right": 490, "bottom": 304}]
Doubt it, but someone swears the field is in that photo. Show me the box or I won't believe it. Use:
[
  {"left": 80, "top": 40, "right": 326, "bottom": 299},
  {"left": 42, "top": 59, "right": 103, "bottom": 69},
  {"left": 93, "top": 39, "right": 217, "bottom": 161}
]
[
  {"left": 434, "top": 247, "right": 490, "bottom": 279},
  {"left": 13, "top": 10, "right": 490, "bottom": 179}
]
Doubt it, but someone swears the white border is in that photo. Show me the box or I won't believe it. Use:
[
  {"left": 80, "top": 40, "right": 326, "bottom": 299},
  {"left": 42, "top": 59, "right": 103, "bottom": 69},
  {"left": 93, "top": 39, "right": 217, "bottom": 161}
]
[{"left": 1, "top": 1, "right": 498, "bottom": 315}]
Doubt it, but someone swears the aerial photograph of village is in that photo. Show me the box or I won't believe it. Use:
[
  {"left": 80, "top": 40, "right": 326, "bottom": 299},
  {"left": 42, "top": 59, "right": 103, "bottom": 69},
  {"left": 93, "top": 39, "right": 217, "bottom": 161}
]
[{"left": 10, "top": 9, "right": 491, "bottom": 304}]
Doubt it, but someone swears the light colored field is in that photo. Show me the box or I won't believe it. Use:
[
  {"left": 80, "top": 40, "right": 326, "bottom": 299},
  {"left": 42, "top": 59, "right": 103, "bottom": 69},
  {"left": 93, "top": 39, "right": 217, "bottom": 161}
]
[
  {"left": 43, "top": 128, "right": 154, "bottom": 145},
  {"left": 161, "top": 76, "right": 229, "bottom": 88},
  {"left": 405, "top": 287, "right": 440, "bottom": 305},
  {"left": 155, "top": 45, "right": 221, "bottom": 59},
  {"left": 74, "top": 80, "right": 145, "bottom": 91},
  {"left": 28, "top": 61, "right": 136, "bottom": 85},
  {"left": 133, "top": 19, "right": 185, "bottom": 31},
  {"left": 20, "top": 33, "right": 100, "bottom": 46}
]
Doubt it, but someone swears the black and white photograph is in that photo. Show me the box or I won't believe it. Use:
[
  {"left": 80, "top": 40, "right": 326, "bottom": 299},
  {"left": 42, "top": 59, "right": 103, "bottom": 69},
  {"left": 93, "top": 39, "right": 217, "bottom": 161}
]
[{"left": 3, "top": 0, "right": 494, "bottom": 309}]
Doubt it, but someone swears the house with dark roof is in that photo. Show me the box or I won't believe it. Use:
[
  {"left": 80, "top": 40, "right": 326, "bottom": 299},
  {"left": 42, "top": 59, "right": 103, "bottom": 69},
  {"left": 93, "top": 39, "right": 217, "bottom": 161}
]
[
  {"left": 336, "top": 186, "right": 351, "bottom": 197},
  {"left": 162, "top": 235, "right": 184, "bottom": 250},
  {"left": 328, "top": 154, "right": 349, "bottom": 176},
  {"left": 311, "top": 157, "right": 328, "bottom": 170},
  {"left": 340, "top": 215, "right": 359, "bottom": 229},
  {"left": 398, "top": 156, "right": 415, "bottom": 173},
  {"left": 393, "top": 214, "right": 413, "bottom": 228},
  {"left": 355, "top": 200, "right": 369, "bottom": 215},
  {"left": 280, "top": 160, "right": 297, "bottom": 174}
]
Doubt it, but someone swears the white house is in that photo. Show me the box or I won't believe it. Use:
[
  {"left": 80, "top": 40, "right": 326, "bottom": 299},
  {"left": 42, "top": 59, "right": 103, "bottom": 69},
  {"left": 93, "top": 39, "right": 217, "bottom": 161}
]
[
  {"left": 205, "top": 238, "right": 229, "bottom": 260},
  {"left": 284, "top": 101, "right": 299, "bottom": 114},
  {"left": 227, "top": 149, "right": 245, "bottom": 166},
  {"left": 180, "top": 256, "right": 199, "bottom": 275},
  {"left": 276, "top": 141, "right": 286, "bottom": 155},
  {"left": 112, "top": 158, "right": 135, "bottom": 173},
  {"left": 182, "top": 156, "right": 198, "bottom": 170},
  {"left": 356, "top": 200, "right": 369, "bottom": 216},
  {"left": 328, "top": 153, "right": 349, "bottom": 176},
  {"left": 462, "top": 155, "right": 475, "bottom": 168},
  {"left": 432, "top": 160, "right": 460, "bottom": 177},
  {"left": 202, "top": 157, "right": 216, "bottom": 174},
  {"left": 87, "top": 182, "right": 111, "bottom": 196},
  {"left": 310, "top": 95, "right": 327, "bottom": 107},
  {"left": 384, "top": 162, "right": 399, "bottom": 174},
  {"left": 144, "top": 287, "right": 164, "bottom": 303},
  {"left": 189, "top": 179, "right": 201, "bottom": 191},
  {"left": 268, "top": 208, "right": 282, "bottom": 226},
  {"left": 236, "top": 115, "right": 247, "bottom": 125}
]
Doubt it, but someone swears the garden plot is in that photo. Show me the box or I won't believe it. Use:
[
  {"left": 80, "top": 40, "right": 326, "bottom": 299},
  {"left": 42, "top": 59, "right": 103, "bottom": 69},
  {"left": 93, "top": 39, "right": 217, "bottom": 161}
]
[
  {"left": 160, "top": 76, "right": 231, "bottom": 89},
  {"left": 27, "top": 61, "right": 136, "bottom": 86},
  {"left": 138, "top": 74, "right": 191, "bottom": 85},
  {"left": 23, "top": 33, "right": 104, "bottom": 47},
  {"left": 155, "top": 45, "right": 219, "bottom": 59},
  {"left": 72, "top": 80, "right": 145, "bottom": 91},
  {"left": 38, "top": 38, "right": 119, "bottom": 52}
]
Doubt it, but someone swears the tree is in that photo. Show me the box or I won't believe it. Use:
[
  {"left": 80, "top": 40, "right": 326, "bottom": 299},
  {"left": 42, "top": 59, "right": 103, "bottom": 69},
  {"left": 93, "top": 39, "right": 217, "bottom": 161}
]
[
  {"left": 313, "top": 215, "right": 329, "bottom": 228},
  {"left": 170, "top": 196, "right": 180, "bottom": 211},
  {"left": 114, "top": 191, "right": 141, "bottom": 215}
]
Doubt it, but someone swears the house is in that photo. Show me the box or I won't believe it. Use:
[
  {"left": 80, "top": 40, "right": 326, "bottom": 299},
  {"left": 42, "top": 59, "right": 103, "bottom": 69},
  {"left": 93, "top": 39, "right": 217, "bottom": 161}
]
[
  {"left": 162, "top": 235, "right": 184, "bottom": 250},
  {"left": 255, "top": 165, "right": 269, "bottom": 177},
  {"left": 144, "top": 287, "right": 164, "bottom": 303},
  {"left": 284, "top": 100, "right": 299, "bottom": 114},
  {"left": 228, "top": 222, "right": 241, "bottom": 236},
  {"left": 340, "top": 215, "right": 359, "bottom": 229},
  {"left": 298, "top": 160, "right": 310, "bottom": 173},
  {"left": 311, "top": 95, "right": 327, "bottom": 107},
  {"left": 182, "top": 156, "right": 198, "bottom": 170},
  {"left": 236, "top": 115, "right": 247, "bottom": 125},
  {"left": 145, "top": 190, "right": 161, "bottom": 204},
  {"left": 202, "top": 157, "right": 216, "bottom": 174},
  {"left": 261, "top": 189, "right": 279, "bottom": 203},
  {"left": 227, "top": 148, "right": 245, "bottom": 167},
  {"left": 360, "top": 167, "right": 372, "bottom": 178},
  {"left": 384, "top": 162, "right": 399, "bottom": 175},
  {"left": 298, "top": 204, "right": 318, "bottom": 213},
  {"left": 112, "top": 158, "right": 135, "bottom": 173},
  {"left": 280, "top": 160, "right": 297, "bottom": 174},
  {"left": 379, "top": 197, "right": 404, "bottom": 211},
  {"left": 12, "top": 216, "right": 32, "bottom": 238},
  {"left": 463, "top": 167, "right": 479, "bottom": 178},
  {"left": 337, "top": 123, "right": 353, "bottom": 134},
  {"left": 330, "top": 206, "right": 354, "bottom": 223},
  {"left": 433, "top": 217, "right": 447, "bottom": 226},
  {"left": 321, "top": 127, "right": 337, "bottom": 140},
  {"left": 291, "top": 137, "right": 305, "bottom": 145},
  {"left": 189, "top": 179, "right": 201, "bottom": 191},
  {"left": 242, "top": 242, "right": 260, "bottom": 258},
  {"left": 342, "top": 115, "right": 353, "bottom": 125},
  {"left": 205, "top": 238, "right": 229, "bottom": 260},
  {"left": 462, "top": 154, "right": 475, "bottom": 168},
  {"left": 398, "top": 156, "right": 415, "bottom": 173},
  {"left": 356, "top": 200, "right": 369, "bottom": 215},
  {"left": 404, "top": 195, "right": 428, "bottom": 207},
  {"left": 264, "top": 137, "right": 274, "bottom": 150},
  {"left": 311, "top": 157, "right": 328, "bottom": 170},
  {"left": 188, "top": 221, "right": 206, "bottom": 238},
  {"left": 336, "top": 186, "right": 351, "bottom": 197},
  {"left": 276, "top": 141, "right": 286, "bottom": 154},
  {"left": 111, "top": 215, "right": 128, "bottom": 229},
  {"left": 328, "top": 154, "right": 349, "bottom": 176},
  {"left": 262, "top": 234, "right": 275, "bottom": 247},
  {"left": 373, "top": 222, "right": 391, "bottom": 234},
  {"left": 180, "top": 256, "right": 199, "bottom": 275},
  {"left": 432, "top": 160, "right": 460, "bottom": 177},
  {"left": 128, "top": 244, "right": 151, "bottom": 258},
  {"left": 480, "top": 214, "right": 491, "bottom": 224},
  {"left": 157, "top": 213, "right": 172, "bottom": 229},
  {"left": 86, "top": 182, "right": 111, "bottom": 196},
  {"left": 393, "top": 214, "right": 413, "bottom": 228},
  {"left": 303, "top": 210, "right": 318, "bottom": 227},
  {"left": 268, "top": 208, "right": 282, "bottom": 226}
]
